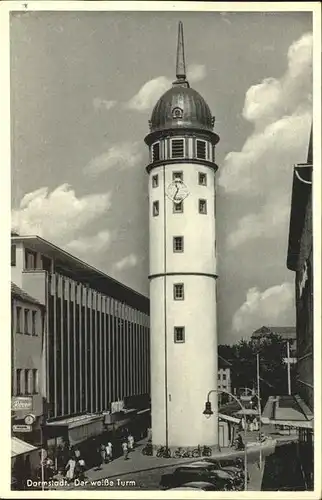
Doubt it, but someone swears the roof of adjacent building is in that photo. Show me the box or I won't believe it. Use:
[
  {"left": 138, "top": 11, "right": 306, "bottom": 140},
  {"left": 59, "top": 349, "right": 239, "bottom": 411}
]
[
  {"left": 11, "top": 235, "right": 149, "bottom": 313},
  {"left": 252, "top": 326, "right": 296, "bottom": 340},
  {"left": 218, "top": 355, "right": 232, "bottom": 369},
  {"left": 11, "top": 282, "right": 43, "bottom": 306}
]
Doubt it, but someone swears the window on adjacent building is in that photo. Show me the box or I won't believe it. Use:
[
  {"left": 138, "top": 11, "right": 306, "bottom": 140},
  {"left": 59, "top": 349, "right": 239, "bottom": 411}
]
[
  {"left": 172, "top": 171, "right": 183, "bottom": 181},
  {"left": 24, "top": 369, "right": 30, "bottom": 395},
  {"left": 218, "top": 373, "right": 220, "bottom": 380},
  {"left": 11, "top": 245, "right": 16, "bottom": 266},
  {"left": 24, "top": 309, "right": 29, "bottom": 334},
  {"left": 153, "top": 201, "right": 159, "bottom": 216},
  {"left": 32, "top": 369, "right": 38, "bottom": 394},
  {"left": 16, "top": 369, "right": 22, "bottom": 395},
  {"left": 152, "top": 142, "right": 160, "bottom": 162},
  {"left": 25, "top": 249, "right": 37, "bottom": 270},
  {"left": 173, "top": 283, "right": 184, "bottom": 300},
  {"left": 199, "top": 199, "right": 207, "bottom": 214},
  {"left": 223, "top": 373, "right": 226, "bottom": 381},
  {"left": 173, "top": 201, "right": 183, "bottom": 213},
  {"left": 16, "top": 307, "right": 21, "bottom": 333},
  {"left": 174, "top": 326, "right": 185, "bottom": 343},
  {"left": 171, "top": 139, "right": 184, "bottom": 158},
  {"left": 32, "top": 311, "right": 37, "bottom": 336},
  {"left": 41, "top": 255, "right": 52, "bottom": 272},
  {"left": 198, "top": 172, "right": 207, "bottom": 186},
  {"left": 152, "top": 175, "right": 159, "bottom": 188},
  {"left": 196, "top": 139, "right": 207, "bottom": 159},
  {"left": 173, "top": 236, "right": 184, "bottom": 253}
]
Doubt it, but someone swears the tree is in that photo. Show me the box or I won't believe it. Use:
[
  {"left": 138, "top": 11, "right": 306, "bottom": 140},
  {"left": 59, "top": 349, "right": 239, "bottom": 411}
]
[{"left": 218, "top": 334, "right": 290, "bottom": 403}]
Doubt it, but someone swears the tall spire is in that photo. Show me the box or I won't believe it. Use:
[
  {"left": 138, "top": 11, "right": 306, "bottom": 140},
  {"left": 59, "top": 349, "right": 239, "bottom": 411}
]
[{"left": 176, "top": 21, "right": 186, "bottom": 81}]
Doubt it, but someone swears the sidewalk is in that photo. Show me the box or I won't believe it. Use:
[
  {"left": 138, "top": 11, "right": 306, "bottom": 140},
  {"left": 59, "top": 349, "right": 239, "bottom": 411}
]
[{"left": 52, "top": 436, "right": 277, "bottom": 490}]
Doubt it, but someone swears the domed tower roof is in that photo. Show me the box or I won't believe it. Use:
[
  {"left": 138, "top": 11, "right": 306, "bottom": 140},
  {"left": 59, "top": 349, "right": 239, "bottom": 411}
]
[{"left": 148, "top": 21, "right": 215, "bottom": 136}]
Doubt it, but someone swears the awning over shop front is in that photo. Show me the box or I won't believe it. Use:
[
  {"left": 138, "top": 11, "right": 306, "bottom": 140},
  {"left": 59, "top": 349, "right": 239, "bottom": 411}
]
[
  {"left": 46, "top": 414, "right": 104, "bottom": 445},
  {"left": 261, "top": 395, "right": 313, "bottom": 429},
  {"left": 12, "top": 437, "right": 38, "bottom": 457},
  {"left": 218, "top": 413, "right": 241, "bottom": 424}
]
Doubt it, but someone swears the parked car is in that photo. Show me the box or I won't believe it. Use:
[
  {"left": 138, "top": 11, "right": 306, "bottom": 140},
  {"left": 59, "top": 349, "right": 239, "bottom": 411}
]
[
  {"left": 160, "top": 463, "right": 236, "bottom": 490},
  {"left": 201, "top": 457, "right": 247, "bottom": 482},
  {"left": 167, "top": 481, "right": 222, "bottom": 491}
]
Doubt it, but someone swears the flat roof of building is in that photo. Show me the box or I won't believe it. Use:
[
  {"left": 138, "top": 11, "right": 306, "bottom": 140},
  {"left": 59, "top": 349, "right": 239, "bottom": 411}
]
[{"left": 12, "top": 235, "right": 149, "bottom": 313}]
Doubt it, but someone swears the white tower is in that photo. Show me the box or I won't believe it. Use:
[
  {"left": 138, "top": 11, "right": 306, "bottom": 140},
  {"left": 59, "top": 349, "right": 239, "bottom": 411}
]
[{"left": 145, "top": 22, "right": 220, "bottom": 450}]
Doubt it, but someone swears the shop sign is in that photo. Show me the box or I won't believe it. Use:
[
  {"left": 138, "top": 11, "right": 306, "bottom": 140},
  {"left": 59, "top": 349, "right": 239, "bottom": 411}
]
[
  {"left": 11, "top": 397, "right": 33, "bottom": 411},
  {"left": 12, "top": 424, "right": 32, "bottom": 433}
]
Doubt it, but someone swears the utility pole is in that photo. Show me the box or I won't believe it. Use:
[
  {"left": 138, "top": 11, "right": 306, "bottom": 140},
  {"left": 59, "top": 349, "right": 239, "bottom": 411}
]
[
  {"left": 257, "top": 353, "right": 262, "bottom": 469},
  {"left": 287, "top": 341, "right": 292, "bottom": 395}
]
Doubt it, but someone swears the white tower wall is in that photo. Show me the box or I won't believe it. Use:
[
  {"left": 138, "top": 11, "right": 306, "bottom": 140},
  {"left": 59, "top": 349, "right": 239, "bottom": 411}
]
[{"left": 149, "top": 162, "right": 218, "bottom": 448}]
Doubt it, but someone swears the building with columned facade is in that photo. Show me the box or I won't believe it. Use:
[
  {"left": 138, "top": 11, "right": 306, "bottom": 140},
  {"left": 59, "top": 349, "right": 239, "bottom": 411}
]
[
  {"left": 11, "top": 233, "right": 150, "bottom": 451},
  {"left": 145, "top": 22, "right": 220, "bottom": 450}
]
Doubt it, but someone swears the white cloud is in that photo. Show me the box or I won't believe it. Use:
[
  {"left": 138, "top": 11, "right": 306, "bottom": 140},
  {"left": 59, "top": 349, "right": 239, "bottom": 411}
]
[
  {"left": 187, "top": 64, "right": 207, "bottom": 83},
  {"left": 11, "top": 184, "right": 111, "bottom": 246},
  {"left": 85, "top": 141, "right": 142, "bottom": 175},
  {"left": 125, "top": 64, "right": 208, "bottom": 112},
  {"left": 126, "top": 76, "right": 170, "bottom": 112},
  {"left": 114, "top": 253, "right": 138, "bottom": 271},
  {"left": 232, "top": 282, "right": 295, "bottom": 336},
  {"left": 227, "top": 195, "right": 289, "bottom": 249},
  {"left": 218, "top": 32, "right": 312, "bottom": 249},
  {"left": 65, "top": 230, "right": 111, "bottom": 256},
  {"left": 93, "top": 98, "right": 117, "bottom": 111}
]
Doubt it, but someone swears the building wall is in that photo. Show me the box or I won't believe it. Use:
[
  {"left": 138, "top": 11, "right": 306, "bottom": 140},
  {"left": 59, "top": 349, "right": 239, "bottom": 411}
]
[
  {"left": 218, "top": 368, "right": 231, "bottom": 394},
  {"left": 295, "top": 195, "right": 313, "bottom": 410},
  {"left": 149, "top": 161, "right": 218, "bottom": 448},
  {"left": 12, "top": 295, "right": 45, "bottom": 419}
]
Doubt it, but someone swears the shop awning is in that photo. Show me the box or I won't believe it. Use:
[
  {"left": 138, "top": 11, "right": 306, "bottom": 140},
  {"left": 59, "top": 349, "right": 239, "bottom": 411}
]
[
  {"left": 261, "top": 395, "right": 313, "bottom": 429},
  {"left": 12, "top": 437, "right": 38, "bottom": 457},
  {"left": 46, "top": 414, "right": 104, "bottom": 445},
  {"left": 235, "top": 409, "right": 259, "bottom": 416},
  {"left": 219, "top": 413, "right": 241, "bottom": 424}
]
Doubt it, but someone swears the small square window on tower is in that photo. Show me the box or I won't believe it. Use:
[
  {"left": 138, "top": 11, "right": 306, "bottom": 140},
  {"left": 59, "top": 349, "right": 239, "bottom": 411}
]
[
  {"left": 173, "top": 201, "right": 184, "bottom": 213},
  {"left": 196, "top": 139, "right": 207, "bottom": 159},
  {"left": 152, "top": 142, "right": 160, "bottom": 161},
  {"left": 173, "top": 236, "right": 184, "bottom": 252},
  {"left": 198, "top": 172, "right": 207, "bottom": 186},
  {"left": 173, "top": 283, "right": 184, "bottom": 300},
  {"left": 174, "top": 326, "right": 185, "bottom": 343},
  {"left": 172, "top": 171, "right": 183, "bottom": 181},
  {"left": 153, "top": 201, "right": 159, "bottom": 216},
  {"left": 199, "top": 199, "right": 207, "bottom": 214},
  {"left": 171, "top": 139, "right": 185, "bottom": 158},
  {"left": 152, "top": 175, "right": 159, "bottom": 188}
]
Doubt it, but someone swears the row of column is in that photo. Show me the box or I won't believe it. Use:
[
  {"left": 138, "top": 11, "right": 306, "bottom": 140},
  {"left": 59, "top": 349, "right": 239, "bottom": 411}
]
[{"left": 47, "top": 274, "right": 150, "bottom": 419}]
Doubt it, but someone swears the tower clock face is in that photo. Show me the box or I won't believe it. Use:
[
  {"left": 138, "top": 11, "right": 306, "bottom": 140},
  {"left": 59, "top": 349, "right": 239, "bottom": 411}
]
[{"left": 166, "top": 178, "right": 190, "bottom": 204}]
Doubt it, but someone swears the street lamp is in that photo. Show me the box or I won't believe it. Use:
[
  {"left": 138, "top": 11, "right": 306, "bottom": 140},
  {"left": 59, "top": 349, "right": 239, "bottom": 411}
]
[{"left": 203, "top": 389, "right": 248, "bottom": 491}]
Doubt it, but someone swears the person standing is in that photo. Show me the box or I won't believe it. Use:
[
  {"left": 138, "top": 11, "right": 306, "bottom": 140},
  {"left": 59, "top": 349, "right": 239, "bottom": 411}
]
[
  {"left": 65, "top": 457, "right": 76, "bottom": 483},
  {"left": 105, "top": 442, "right": 113, "bottom": 462},
  {"left": 128, "top": 434, "right": 134, "bottom": 451},
  {"left": 122, "top": 441, "right": 129, "bottom": 460}
]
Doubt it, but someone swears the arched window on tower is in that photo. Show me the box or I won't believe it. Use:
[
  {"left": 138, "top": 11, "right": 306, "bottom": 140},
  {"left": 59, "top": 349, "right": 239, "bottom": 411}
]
[
  {"left": 152, "top": 142, "right": 160, "bottom": 162},
  {"left": 196, "top": 139, "right": 207, "bottom": 160},
  {"left": 171, "top": 138, "right": 185, "bottom": 158}
]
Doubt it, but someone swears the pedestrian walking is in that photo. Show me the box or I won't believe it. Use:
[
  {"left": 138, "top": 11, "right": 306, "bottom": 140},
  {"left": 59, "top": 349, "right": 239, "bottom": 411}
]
[
  {"left": 128, "top": 433, "right": 134, "bottom": 451},
  {"left": 249, "top": 420, "right": 254, "bottom": 432},
  {"left": 74, "top": 447, "right": 81, "bottom": 459},
  {"left": 77, "top": 458, "right": 86, "bottom": 480},
  {"left": 122, "top": 441, "right": 129, "bottom": 460},
  {"left": 65, "top": 457, "right": 76, "bottom": 482},
  {"left": 105, "top": 443, "right": 111, "bottom": 463}
]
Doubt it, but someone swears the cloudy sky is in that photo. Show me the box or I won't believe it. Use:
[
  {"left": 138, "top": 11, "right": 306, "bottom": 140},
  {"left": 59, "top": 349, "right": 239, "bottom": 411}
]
[{"left": 10, "top": 9, "right": 313, "bottom": 344}]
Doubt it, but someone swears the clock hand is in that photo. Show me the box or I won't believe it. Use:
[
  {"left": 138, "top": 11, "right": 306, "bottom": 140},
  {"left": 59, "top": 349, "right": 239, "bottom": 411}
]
[{"left": 173, "top": 185, "right": 179, "bottom": 200}]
